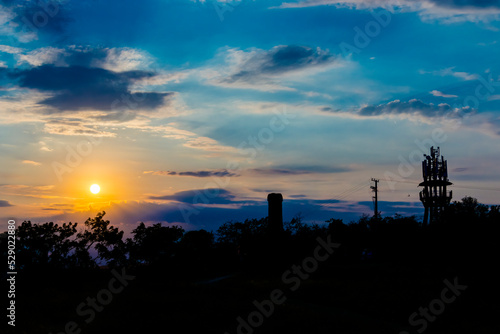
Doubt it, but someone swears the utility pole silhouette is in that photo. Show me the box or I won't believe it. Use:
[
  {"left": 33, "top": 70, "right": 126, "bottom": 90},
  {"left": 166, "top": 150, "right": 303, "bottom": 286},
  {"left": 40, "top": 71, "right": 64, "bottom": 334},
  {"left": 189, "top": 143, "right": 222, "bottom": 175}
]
[{"left": 371, "top": 178, "right": 379, "bottom": 220}]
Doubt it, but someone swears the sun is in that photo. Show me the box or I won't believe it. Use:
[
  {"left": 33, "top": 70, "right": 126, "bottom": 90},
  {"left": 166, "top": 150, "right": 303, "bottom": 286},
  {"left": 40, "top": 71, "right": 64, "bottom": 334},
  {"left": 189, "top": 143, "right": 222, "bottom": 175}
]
[{"left": 90, "top": 184, "right": 100, "bottom": 194}]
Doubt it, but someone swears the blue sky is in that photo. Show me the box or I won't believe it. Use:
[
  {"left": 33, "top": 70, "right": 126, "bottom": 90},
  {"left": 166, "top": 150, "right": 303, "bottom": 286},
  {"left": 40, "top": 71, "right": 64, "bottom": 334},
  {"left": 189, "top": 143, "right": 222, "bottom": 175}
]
[{"left": 1, "top": 0, "right": 500, "bottom": 233}]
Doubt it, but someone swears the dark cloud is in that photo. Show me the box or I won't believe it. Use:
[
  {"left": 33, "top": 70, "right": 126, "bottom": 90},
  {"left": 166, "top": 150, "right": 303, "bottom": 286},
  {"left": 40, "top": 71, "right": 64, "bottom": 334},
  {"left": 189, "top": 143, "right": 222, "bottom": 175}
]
[
  {"left": 178, "top": 170, "right": 236, "bottom": 177},
  {"left": 259, "top": 45, "right": 333, "bottom": 74},
  {"left": 4, "top": 0, "right": 72, "bottom": 37},
  {"left": 149, "top": 188, "right": 237, "bottom": 205},
  {"left": 10, "top": 65, "right": 172, "bottom": 112},
  {"left": 250, "top": 189, "right": 277, "bottom": 193},
  {"left": 430, "top": 0, "right": 500, "bottom": 8},
  {"left": 322, "top": 99, "right": 474, "bottom": 119},
  {"left": 0, "top": 200, "right": 13, "bottom": 207},
  {"left": 358, "top": 99, "right": 468, "bottom": 117},
  {"left": 320, "top": 106, "right": 339, "bottom": 112},
  {"left": 249, "top": 165, "right": 350, "bottom": 175},
  {"left": 149, "top": 169, "right": 238, "bottom": 178},
  {"left": 250, "top": 168, "right": 308, "bottom": 175},
  {"left": 222, "top": 45, "right": 336, "bottom": 84}
]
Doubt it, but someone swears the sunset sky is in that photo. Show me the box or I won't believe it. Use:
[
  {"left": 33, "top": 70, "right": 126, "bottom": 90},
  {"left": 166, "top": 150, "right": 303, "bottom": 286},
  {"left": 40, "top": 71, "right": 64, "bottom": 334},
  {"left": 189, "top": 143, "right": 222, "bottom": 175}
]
[{"left": 1, "top": 0, "right": 500, "bottom": 233}]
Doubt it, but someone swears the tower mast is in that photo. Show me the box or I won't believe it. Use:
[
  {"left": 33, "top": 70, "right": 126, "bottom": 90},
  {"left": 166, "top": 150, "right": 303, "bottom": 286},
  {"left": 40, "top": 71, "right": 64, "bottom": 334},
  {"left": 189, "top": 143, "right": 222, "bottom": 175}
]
[{"left": 419, "top": 146, "right": 453, "bottom": 225}]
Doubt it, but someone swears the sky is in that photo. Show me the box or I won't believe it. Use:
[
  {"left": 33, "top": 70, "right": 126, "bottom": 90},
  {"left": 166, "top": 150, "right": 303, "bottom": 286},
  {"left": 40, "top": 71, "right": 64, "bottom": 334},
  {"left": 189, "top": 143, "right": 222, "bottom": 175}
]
[{"left": 1, "top": 0, "right": 500, "bottom": 234}]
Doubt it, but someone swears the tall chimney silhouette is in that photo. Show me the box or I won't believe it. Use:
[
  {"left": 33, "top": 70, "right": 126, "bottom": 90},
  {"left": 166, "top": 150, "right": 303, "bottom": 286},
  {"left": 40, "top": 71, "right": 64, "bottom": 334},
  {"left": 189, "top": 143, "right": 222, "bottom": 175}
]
[{"left": 267, "top": 193, "right": 283, "bottom": 235}]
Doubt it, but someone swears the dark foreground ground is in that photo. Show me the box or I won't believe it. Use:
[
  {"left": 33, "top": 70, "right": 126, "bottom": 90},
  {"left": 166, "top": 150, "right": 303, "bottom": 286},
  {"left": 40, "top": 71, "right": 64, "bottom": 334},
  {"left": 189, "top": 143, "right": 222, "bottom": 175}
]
[{"left": 4, "top": 254, "right": 499, "bottom": 334}]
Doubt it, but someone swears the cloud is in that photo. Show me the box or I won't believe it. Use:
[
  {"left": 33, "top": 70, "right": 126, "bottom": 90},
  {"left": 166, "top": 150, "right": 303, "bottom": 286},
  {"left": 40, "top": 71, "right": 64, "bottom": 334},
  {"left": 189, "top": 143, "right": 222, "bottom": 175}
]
[
  {"left": 39, "top": 141, "right": 54, "bottom": 151},
  {"left": 206, "top": 45, "right": 341, "bottom": 91},
  {"left": 359, "top": 99, "right": 472, "bottom": 118},
  {"left": 22, "top": 160, "right": 41, "bottom": 166},
  {"left": 0, "top": 90, "right": 53, "bottom": 124},
  {"left": 0, "top": 200, "right": 13, "bottom": 207},
  {"left": 430, "top": 90, "right": 458, "bottom": 98},
  {"left": 0, "top": 4, "right": 36, "bottom": 43},
  {"left": 144, "top": 169, "right": 238, "bottom": 177},
  {"left": 182, "top": 136, "right": 236, "bottom": 152},
  {"left": 248, "top": 165, "right": 350, "bottom": 175},
  {"left": 323, "top": 98, "right": 474, "bottom": 121},
  {"left": 3, "top": 46, "right": 180, "bottom": 123},
  {"left": 420, "top": 67, "right": 479, "bottom": 81},
  {"left": 95, "top": 48, "right": 154, "bottom": 72},
  {"left": 289, "top": 194, "right": 307, "bottom": 198},
  {"left": 0, "top": 184, "right": 61, "bottom": 201},
  {"left": 149, "top": 188, "right": 237, "bottom": 205},
  {"left": 17, "top": 47, "right": 66, "bottom": 67},
  {"left": 14, "top": 46, "right": 155, "bottom": 71},
  {"left": 129, "top": 124, "right": 236, "bottom": 152},
  {"left": 275, "top": 0, "right": 500, "bottom": 22},
  {"left": 34, "top": 185, "right": 55, "bottom": 191},
  {"left": 6, "top": 0, "right": 71, "bottom": 33},
  {"left": 249, "top": 168, "right": 310, "bottom": 175},
  {"left": 10, "top": 65, "right": 173, "bottom": 113},
  {"left": 0, "top": 1, "right": 72, "bottom": 44},
  {"left": 0, "top": 45, "right": 24, "bottom": 55},
  {"left": 43, "top": 118, "right": 117, "bottom": 137}
]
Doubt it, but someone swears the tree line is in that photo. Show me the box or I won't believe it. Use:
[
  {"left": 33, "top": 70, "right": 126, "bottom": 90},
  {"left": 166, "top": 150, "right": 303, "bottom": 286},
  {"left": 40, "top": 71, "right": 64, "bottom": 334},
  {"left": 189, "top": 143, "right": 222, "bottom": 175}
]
[{"left": 1, "top": 196, "right": 498, "bottom": 272}]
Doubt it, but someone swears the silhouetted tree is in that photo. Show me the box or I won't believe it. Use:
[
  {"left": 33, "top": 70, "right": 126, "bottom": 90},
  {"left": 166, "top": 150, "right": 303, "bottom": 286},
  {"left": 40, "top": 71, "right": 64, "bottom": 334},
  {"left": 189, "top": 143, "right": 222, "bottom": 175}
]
[
  {"left": 444, "top": 196, "right": 490, "bottom": 225},
  {"left": 15, "top": 221, "right": 79, "bottom": 269},
  {"left": 127, "top": 222, "right": 184, "bottom": 264},
  {"left": 216, "top": 218, "right": 268, "bottom": 248},
  {"left": 76, "top": 211, "right": 127, "bottom": 267},
  {"left": 179, "top": 229, "right": 214, "bottom": 255}
]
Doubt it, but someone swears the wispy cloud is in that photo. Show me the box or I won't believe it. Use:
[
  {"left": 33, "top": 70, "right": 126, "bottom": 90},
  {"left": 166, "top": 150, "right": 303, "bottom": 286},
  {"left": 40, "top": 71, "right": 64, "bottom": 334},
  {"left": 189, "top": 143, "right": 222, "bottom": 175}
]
[
  {"left": 323, "top": 98, "right": 473, "bottom": 120},
  {"left": 0, "top": 45, "right": 25, "bottom": 55},
  {"left": 144, "top": 169, "right": 238, "bottom": 177},
  {"left": 248, "top": 165, "right": 351, "bottom": 175},
  {"left": 130, "top": 124, "right": 236, "bottom": 152},
  {"left": 275, "top": 0, "right": 500, "bottom": 23},
  {"left": 204, "top": 45, "right": 342, "bottom": 91},
  {"left": 22, "top": 160, "right": 42, "bottom": 166},
  {"left": 430, "top": 90, "right": 458, "bottom": 98},
  {"left": 420, "top": 67, "right": 479, "bottom": 81},
  {"left": 44, "top": 118, "right": 117, "bottom": 137}
]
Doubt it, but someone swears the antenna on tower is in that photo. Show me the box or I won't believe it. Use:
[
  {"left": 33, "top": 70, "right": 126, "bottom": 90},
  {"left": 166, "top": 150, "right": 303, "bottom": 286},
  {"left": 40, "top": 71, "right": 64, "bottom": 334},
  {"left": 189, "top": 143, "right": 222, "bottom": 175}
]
[{"left": 418, "top": 146, "right": 453, "bottom": 225}]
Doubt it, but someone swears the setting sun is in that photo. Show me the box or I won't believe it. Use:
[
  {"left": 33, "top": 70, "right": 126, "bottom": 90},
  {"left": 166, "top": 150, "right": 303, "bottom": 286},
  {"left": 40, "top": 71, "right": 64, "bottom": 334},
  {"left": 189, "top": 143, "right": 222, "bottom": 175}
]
[{"left": 90, "top": 184, "right": 100, "bottom": 194}]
